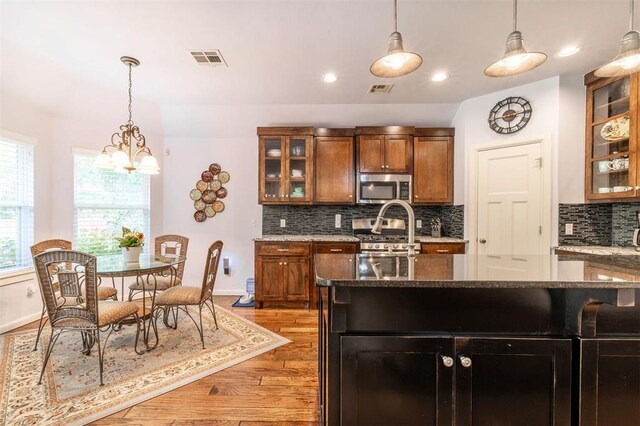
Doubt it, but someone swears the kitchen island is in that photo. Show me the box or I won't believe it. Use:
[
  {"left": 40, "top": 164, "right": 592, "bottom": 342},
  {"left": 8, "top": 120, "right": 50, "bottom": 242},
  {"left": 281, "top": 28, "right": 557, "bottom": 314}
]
[{"left": 315, "top": 253, "right": 640, "bottom": 426}]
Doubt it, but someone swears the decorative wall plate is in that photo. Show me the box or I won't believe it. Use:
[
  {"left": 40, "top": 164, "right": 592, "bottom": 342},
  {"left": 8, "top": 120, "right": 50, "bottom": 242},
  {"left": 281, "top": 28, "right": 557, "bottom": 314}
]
[
  {"left": 600, "top": 115, "right": 630, "bottom": 142},
  {"left": 190, "top": 163, "right": 230, "bottom": 222}
]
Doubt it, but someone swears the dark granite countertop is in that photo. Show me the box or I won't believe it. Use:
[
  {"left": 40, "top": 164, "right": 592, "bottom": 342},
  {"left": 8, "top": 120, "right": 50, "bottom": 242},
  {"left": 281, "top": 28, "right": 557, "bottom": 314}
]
[
  {"left": 254, "top": 235, "right": 467, "bottom": 243},
  {"left": 315, "top": 253, "right": 640, "bottom": 289}
]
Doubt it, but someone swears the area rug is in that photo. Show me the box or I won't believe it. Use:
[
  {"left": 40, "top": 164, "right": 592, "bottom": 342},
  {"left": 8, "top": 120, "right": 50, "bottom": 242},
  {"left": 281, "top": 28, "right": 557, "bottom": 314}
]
[{"left": 0, "top": 305, "right": 289, "bottom": 426}]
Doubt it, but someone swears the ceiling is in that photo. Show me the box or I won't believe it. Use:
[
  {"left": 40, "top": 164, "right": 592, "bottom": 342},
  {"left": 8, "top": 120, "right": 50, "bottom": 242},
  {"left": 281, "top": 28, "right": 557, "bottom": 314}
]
[{"left": 0, "top": 0, "right": 634, "bottom": 116}]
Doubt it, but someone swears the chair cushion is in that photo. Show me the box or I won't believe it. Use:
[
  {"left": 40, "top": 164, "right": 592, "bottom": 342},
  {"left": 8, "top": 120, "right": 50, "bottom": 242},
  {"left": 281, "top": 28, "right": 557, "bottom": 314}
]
[
  {"left": 155, "top": 286, "right": 203, "bottom": 306},
  {"left": 98, "top": 301, "right": 139, "bottom": 326},
  {"left": 128, "top": 276, "right": 181, "bottom": 291},
  {"left": 98, "top": 286, "right": 118, "bottom": 300}
]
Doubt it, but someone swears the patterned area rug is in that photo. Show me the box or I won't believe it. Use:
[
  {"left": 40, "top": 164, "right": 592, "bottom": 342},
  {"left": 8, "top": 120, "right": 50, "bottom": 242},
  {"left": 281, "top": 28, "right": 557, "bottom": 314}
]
[{"left": 0, "top": 305, "right": 289, "bottom": 426}]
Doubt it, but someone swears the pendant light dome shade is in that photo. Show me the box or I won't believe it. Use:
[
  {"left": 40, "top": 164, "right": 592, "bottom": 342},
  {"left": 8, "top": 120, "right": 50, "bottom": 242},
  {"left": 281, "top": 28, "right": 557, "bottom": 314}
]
[
  {"left": 596, "top": 0, "right": 640, "bottom": 77},
  {"left": 595, "top": 30, "right": 640, "bottom": 77},
  {"left": 485, "top": 30, "right": 547, "bottom": 77},
  {"left": 370, "top": 31, "right": 423, "bottom": 77}
]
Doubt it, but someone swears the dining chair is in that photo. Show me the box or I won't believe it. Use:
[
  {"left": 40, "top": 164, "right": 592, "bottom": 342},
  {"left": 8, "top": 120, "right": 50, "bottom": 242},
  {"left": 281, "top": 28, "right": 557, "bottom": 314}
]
[
  {"left": 128, "top": 234, "right": 189, "bottom": 301},
  {"left": 152, "top": 240, "right": 222, "bottom": 349},
  {"left": 33, "top": 249, "right": 141, "bottom": 386},
  {"left": 30, "top": 239, "right": 118, "bottom": 351}
]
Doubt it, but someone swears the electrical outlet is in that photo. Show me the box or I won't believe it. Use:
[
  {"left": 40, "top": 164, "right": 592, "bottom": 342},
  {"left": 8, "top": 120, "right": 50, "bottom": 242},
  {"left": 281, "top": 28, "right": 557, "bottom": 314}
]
[
  {"left": 416, "top": 219, "right": 422, "bottom": 229},
  {"left": 565, "top": 223, "right": 574, "bottom": 235},
  {"left": 280, "top": 219, "right": 286, "bottom": 228},
  {"left": 335, "top": 214, "right": 342, "bottom": 228}
]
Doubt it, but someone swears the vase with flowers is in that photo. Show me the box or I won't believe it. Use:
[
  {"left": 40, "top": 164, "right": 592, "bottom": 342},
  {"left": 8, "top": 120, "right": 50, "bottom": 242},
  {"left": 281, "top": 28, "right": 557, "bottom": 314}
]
[{"left": 116, "top": 227, "right": 144, "bottom": 263}]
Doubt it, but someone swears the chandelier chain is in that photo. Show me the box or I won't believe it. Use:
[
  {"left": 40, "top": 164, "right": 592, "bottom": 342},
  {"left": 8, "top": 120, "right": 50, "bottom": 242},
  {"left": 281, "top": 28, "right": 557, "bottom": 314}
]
[
  {"left": 127, "top": 63, "right": 133, "bottom": 125},
  {"left": 631, "top": 0, "right": 635, "bottom": 32},
  {"left": 393, "top": 0, "right": 397, "bottom": 33},
  {"left": 513, "top": 0, "right": 517, "bottom": 32}
]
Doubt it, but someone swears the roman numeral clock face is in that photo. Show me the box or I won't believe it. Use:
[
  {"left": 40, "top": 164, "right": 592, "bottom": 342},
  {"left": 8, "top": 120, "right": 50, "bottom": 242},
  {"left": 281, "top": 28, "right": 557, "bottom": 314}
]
[{"left": 488, "top": 96, "right": 532, "bottom": 134}]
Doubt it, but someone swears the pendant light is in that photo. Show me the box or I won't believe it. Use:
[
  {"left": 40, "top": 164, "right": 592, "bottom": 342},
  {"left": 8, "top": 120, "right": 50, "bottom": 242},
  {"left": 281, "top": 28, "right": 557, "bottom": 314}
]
[
  {"left": 370, "top": 0, "right": 422, "bottom": 78},
  {"left": 95, "top": 56, "right": 159, "bottom": 175},
  {"left": 595, "top": 0, "right": 640, "bottom": 77},
  {"left": 485, "top": 0, "right": 547, "bottom": 77}
]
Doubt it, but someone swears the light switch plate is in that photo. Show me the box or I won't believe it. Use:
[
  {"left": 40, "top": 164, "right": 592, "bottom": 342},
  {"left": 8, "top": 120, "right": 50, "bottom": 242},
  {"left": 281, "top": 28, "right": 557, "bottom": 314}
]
[
  {"left": 335, "top": 214, "right": 342, "bottom": 228},
  {"left": 280, "top": 219, "right": 286, "bottom": 228},
  {"left": 565, "top": 223, "right": 573, "bottom": 235},
  {"left": 416, "top": 219, "right": 422, "bottom": 229}
]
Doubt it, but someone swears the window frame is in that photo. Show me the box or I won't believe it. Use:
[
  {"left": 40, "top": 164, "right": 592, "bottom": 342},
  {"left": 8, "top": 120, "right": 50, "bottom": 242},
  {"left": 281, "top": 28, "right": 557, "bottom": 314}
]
[{"left": 0, "top": 130, "right": 36, "bottom": 279}]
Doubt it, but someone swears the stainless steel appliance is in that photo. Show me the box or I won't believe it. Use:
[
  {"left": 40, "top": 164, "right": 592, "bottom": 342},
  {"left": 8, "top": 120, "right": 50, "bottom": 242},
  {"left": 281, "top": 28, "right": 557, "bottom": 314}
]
[
  {"left": 356, "top": 174, "right": 412, "bottom": 204},
  {"left": 353, "top": 218, "right": 420, "bottom": 254},
  {"left": 633, "top": 211, "right": 640, "bottom": 251}
]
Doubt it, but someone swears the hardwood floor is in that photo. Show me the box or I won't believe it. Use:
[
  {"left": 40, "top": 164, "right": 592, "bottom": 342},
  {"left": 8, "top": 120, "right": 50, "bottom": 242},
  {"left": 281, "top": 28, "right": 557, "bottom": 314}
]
[{"left": 9, "top": 296, "right": 320, "bottom": 425}]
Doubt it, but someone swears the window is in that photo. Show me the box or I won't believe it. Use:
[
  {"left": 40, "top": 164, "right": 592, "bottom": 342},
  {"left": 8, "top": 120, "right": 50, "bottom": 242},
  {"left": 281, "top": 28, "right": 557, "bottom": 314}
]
[
  {"left": 0, "top": 138, "right": 34, "bottom": 272},
  {"left": 73, "top": 152, "right": 150, "bottom": 256}
]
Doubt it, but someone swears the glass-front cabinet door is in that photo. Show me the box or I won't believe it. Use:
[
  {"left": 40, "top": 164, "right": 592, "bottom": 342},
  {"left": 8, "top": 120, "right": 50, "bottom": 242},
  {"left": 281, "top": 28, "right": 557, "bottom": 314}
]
[
  {"left": 586, "top": 75, "right": 639, "bottom": 200},
  {"left": 258, "top": 130, "right": 313, "bottom": 204}
]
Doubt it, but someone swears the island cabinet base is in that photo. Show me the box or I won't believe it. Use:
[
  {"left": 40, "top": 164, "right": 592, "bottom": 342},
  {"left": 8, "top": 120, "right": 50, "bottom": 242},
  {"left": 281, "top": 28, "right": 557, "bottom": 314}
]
[{"left": 320, "top": 287, "right": 572, "bottom": 425}]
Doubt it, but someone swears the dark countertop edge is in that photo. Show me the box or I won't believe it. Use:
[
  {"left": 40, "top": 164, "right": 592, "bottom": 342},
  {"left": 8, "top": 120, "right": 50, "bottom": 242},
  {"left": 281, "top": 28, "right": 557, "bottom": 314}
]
[
  {"left": 315, "top": 276, "right": 640, "bottom": 289},
  {"left": 254, "top": 235, "right": 468, "bottom": 243}
]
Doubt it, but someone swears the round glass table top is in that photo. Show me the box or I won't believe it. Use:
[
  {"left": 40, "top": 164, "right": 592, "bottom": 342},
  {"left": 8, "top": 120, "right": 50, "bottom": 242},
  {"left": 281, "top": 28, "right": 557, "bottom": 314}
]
[{"left": 96, "top": 254, "right": 186, "bottom": 277}]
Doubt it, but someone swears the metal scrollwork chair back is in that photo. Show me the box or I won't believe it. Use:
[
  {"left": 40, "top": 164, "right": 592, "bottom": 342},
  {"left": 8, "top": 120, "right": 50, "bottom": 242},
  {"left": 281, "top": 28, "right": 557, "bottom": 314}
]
[{"left": 33, "top": 249, "right": 141, "bottom": 386}]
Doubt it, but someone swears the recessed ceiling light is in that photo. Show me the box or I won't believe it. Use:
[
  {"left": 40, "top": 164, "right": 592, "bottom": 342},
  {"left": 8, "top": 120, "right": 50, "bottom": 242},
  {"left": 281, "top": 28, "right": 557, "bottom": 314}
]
[
  {"left": 431, "top": 72, "right": 449, "bottom": 82},
  {"left": 322, "top": 73, "right": 338, "bottom": 83},
  {"left": 557, "top": 46, "right": 581, "bottom": 58}
]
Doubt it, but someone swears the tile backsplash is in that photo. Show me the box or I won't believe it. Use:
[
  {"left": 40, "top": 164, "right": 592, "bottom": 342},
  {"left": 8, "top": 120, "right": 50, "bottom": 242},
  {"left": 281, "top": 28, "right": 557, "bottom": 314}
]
[
  {"left": 559, "top": 202, "right": 640, "bottom": 246},
  {"left": 262, "top": 205, "right": 464, "bottom": 239}
]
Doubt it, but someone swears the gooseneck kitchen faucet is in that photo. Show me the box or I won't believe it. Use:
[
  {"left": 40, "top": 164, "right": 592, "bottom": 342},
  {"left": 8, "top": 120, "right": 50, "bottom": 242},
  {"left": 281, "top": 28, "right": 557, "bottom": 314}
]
[{"left": 371, "top": 199, "right": 416, "bottom": 257}]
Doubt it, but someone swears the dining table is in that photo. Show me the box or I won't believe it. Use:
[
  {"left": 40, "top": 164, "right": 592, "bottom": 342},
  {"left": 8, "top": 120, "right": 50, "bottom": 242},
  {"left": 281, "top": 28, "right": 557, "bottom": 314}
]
[{"left": 96, "top": 253, "right": 186, "bottom": 352}]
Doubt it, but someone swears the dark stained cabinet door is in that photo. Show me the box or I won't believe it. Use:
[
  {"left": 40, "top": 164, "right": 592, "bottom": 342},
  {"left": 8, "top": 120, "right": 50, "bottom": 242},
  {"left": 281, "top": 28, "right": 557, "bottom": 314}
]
[
  {"left": 258, "top": 258, "right": 283, "bottom": 300},
  {"left": 413, "top": 136, "right": 453, "bottom": 204},
  {"left": 455, "top": 337, "right": 572, "bottom": 426},
  {"left": 284, "top": 257, "right": 310, "bottom": 301},
  {"left": 385, "top": 135, "right": 412, "bottom": 173},
  {"left": 579, "top": 338, "right": 640, "bottom": 426},
  {"left": 357, "top": 135, "right": 385, "bottom": 173},
  {"left": 341, "top": 335, "right": 454, "bottom": 426},
  {"left": 315, "top": 136, "right": 354, "bottom": 204}
]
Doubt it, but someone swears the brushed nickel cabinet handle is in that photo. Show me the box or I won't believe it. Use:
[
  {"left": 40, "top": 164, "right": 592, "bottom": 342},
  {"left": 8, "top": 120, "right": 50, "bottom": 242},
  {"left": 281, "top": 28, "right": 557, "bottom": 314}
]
[
  {"left": 436, "top": 249, "right": 449, "bottom": 253},
  {"left": 441, "top": 355, "right": 454, "bottom": 368},
  {"left": 279, "top": 262, "right": 282, "bottom": 265},
  {"left": 459, "top": 356, "right": 472, "bottom": 368},
  {"left": 283, "top": 262, "right": 287, "bottom": 265},
  {"left": 277, "top": 249, "right": 290, "bottom": 252},
  {"left": 330, "top": 249, "right": 342, "bottom": 252}
]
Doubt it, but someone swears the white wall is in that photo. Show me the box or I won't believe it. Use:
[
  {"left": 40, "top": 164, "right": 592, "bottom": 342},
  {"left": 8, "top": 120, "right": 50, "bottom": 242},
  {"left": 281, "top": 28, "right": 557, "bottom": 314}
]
[
  {"left": 0, "top": 93, "right": 54, "bottom": 332},
  {"left": 450, "top": 75, "right": 586, "bottom": 248},
  {"left": 161, "top": 103, "right": 458, "bottom": 294}
]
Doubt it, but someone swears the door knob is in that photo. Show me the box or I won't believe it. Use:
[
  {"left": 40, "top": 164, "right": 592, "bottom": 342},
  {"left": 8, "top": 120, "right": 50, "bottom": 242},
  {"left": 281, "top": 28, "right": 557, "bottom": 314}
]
[
  {"left": 479, "top": 238, "right": 487, "bottom": 244},
  {"left": 459, "top": 356, "right": 472, "bottom": 368},
  {"left": 441, "top": 355, "right": 454, "bottom": 368}
]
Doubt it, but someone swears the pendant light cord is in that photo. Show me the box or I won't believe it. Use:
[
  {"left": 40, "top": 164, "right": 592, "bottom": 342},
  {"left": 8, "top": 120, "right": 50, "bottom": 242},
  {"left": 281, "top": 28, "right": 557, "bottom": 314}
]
[
  {"left": 513, "top": 0, "right": 518, "bottom": 32},
  {"left": 393, "top": 0, "right": 398, "bottom": 33},
  {"left": 127, "top": 63, "right": 133, "bottom": 125},
  {"left": 630, "top": 0, "right": 635, "bottom": 31}
]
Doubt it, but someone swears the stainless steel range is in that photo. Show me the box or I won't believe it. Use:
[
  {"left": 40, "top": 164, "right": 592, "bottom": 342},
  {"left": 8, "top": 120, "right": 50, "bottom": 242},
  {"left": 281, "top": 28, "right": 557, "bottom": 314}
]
[{"left": 353, "top": 218, "right": 421, "bottom": 254}]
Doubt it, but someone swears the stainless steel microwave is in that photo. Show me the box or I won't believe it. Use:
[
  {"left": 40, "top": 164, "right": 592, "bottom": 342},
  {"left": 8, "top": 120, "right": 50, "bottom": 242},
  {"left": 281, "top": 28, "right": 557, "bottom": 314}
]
[{"left": 356, "top": 174, "right": 412, "bottom": 204}]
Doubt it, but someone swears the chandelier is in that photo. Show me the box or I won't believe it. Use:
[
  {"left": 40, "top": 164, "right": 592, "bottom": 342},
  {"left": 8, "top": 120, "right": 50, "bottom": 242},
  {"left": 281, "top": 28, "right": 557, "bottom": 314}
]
[{"left": 95, "top": 56, "right": 159, "bottom": 175}]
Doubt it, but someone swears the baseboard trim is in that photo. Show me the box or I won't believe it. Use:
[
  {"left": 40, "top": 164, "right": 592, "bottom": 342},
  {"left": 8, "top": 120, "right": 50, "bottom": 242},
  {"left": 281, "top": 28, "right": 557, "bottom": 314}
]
[
  {"left": 0, "top": 311, "right": 41, "bottom": 334},
  {"left": 213, "top": 289, "right": 244, "bottom": 296}
]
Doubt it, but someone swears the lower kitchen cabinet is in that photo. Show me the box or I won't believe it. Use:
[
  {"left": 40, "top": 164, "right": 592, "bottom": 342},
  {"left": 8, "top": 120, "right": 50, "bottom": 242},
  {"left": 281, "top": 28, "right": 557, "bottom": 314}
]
[
  {"left": 579, "top": 338, "right": 640, "bottom": 426},
  {"left": 339, "top": 335, "right": 571, "bottom": 426},
  {"left": 255, "top": 242, "right": 311, "bottom": 308}
]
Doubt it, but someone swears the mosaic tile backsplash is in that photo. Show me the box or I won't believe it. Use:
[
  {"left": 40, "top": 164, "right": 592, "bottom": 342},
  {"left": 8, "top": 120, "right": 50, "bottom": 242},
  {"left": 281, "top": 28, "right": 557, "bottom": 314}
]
[
  {"left": 262, "top": 205, "right": 464, "bottom": 239},
  {"left": 558, "top": 202, "right": 640, "bottom": 246}
]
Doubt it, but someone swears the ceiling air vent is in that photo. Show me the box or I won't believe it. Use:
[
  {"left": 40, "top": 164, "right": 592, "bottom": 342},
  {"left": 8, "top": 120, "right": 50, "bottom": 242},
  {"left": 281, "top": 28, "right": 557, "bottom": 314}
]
[
  {"left": 189, "top": 50, "right": 228, "bottom": 67},
  {"left": 368, "top": 84, "right": 394, "bottom": 94}
]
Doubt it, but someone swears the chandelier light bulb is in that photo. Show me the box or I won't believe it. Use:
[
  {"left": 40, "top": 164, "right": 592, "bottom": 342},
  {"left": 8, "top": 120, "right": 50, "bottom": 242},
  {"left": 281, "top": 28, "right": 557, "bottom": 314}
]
[
  {"left": 111, "top": 150, "right": 130, "bottom": 167},
  {"left": 138, "top": 155, "right": 160, "bottom": 175},
  {"left": 94, "top": 152, "right": 113, "bottom": 169},
  {"left": 382, "top": 52, "right": 410, "bottom": 70}
]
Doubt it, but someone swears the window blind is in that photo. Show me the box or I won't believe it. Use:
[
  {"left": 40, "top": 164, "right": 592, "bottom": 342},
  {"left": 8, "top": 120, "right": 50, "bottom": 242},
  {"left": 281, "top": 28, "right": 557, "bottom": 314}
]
[
  {"left": 0, "top": 139, "right": 34, "bottom": 271},
  {"left": 73, "top": 153, "right": 150, "bottom": 256}
]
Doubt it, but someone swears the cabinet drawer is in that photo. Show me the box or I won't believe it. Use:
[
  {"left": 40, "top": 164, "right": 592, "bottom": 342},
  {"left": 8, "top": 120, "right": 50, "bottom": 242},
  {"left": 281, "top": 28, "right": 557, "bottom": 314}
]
[
  {"left": 256, "top": 242, "right": 311, "bottom": 256},
  {"left": 422, "top": 243, "right": 466, "bottom": 254},
  {"left": 314, "top": 242, "right": 358, "bottom": 254}
]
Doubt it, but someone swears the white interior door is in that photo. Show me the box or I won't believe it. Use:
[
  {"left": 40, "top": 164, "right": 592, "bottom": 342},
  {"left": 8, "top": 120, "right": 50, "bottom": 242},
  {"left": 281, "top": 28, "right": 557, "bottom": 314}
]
[{"left": 477, "top": 142, "right": 545, "bottom": 255}]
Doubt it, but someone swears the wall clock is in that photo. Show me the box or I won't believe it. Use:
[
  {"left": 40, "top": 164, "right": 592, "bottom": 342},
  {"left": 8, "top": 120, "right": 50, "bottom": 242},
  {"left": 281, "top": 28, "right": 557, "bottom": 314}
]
[{"left": 488, "top": 96, "right": 532, "bottom": 134}]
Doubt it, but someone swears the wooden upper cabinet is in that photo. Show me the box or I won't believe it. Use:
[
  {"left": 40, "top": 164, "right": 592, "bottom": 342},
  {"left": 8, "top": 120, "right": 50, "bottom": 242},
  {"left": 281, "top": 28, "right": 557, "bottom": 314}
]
[
  {"left": 356, "top": 128, "right": 413, "bottom": 174},
  {"left": 258, "top": 127, "right": 314, "bottom": 205},
  {"left": 413, "top": 132, "right": 454, "bottom": 204},
  {"left": 315, "top": 136, "right": 355, "bottom": 204},
  {"left": 358, "top": 135, "right": 385, "bottom": 173},
  {"left": 584, "top": 71, "right": 640, "bottom": 202}
]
